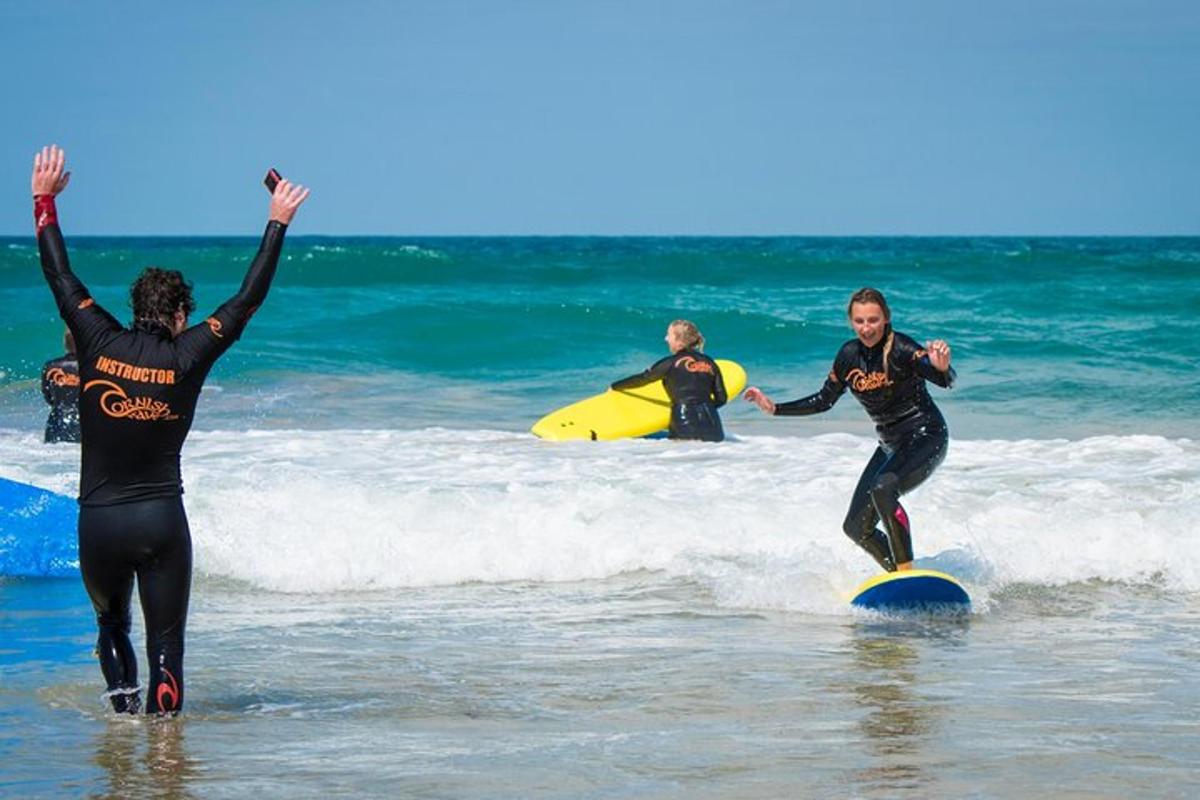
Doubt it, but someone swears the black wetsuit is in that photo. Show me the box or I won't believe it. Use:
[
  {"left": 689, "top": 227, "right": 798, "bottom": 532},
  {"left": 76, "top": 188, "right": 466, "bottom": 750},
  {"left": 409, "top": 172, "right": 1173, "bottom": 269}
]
[
  {"left": 612, "top": 349, "right": 728, "bottom": 442},
  {"left": 40, "top": 353, "right": 81, "bottom": 443},
  {"left": 36, "top": 194, "right": 288, "bottom": 714},
  {"left": 774, "top": 327, "right": 955, "bottom": 571}
]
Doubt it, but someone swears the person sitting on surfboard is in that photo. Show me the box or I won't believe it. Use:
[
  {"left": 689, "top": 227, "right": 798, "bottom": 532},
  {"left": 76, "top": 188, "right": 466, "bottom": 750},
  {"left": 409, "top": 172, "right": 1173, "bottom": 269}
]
[
  {"left": 31, "top": 144, "right": 309, "bottom": 715},
  {"left": 744, "top": 288, "right": 955, "bottom": 572},
  {"left": 611, "top": 320, "right": 728, "bottom": 442}
]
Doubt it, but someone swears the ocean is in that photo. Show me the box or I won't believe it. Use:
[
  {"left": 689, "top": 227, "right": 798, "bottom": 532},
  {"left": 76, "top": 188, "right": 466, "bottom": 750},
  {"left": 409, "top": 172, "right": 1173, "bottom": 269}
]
[{"left": 1, "top": 236, "right": 1198, "bottom": 798}]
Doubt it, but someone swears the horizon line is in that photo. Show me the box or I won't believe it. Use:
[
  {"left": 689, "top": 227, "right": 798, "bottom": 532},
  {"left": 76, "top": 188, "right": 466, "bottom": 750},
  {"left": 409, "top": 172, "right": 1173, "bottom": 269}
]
[{"left": 3, "top": 231, "right": 1198, "bottom": 239}]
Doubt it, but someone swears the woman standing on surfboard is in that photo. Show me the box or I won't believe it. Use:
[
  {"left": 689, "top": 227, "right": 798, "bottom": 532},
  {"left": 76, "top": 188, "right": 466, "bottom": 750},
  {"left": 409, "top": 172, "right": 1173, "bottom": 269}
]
[
  {"left": 744, "top": 288, "right": 954, "bottom": 572},
  {"left": 611, "top": 320, "right": 728, "bottom": 442}
]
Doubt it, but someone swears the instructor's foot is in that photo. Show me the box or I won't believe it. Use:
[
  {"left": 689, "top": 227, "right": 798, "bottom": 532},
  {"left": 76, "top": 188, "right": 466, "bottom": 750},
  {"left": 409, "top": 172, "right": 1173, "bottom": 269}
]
[{"left": 104, "top": 686, "right": 142, "bottom": 714}]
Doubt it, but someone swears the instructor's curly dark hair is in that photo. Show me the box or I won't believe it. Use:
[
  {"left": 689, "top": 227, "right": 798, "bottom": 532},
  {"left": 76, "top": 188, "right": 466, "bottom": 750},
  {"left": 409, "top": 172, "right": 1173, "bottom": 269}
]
[{"left": 130, "top": 267, "right": 196, "bottom": 327}]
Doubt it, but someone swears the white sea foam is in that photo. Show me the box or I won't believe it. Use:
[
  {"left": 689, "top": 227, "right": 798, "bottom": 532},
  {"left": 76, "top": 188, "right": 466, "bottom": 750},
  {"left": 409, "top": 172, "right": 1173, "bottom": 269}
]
[
  {"left": 3, "top": 429, "right": 1197, "bottom": 609},
  {"left": 382, "top": 245, "right": 448, "bottom": 260}
]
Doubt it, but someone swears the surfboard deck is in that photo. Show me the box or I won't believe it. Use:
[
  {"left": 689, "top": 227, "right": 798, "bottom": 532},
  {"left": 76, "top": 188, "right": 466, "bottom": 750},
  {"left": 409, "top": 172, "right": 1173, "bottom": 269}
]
[
  {"left": 0, "top": 477, "right": 79, "bottom": 577},
  {"left": 850, "top": 569, "right": 970, "bottom": 612},
  {"left": 531, "top": 359, "right": 747, "bottom": 441}
]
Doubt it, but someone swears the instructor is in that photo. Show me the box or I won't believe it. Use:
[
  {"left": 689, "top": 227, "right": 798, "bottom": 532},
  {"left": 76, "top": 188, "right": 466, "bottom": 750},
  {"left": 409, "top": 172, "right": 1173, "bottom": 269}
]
[{"left": 33, "top": 144, "right": 309, "bottom": 714}]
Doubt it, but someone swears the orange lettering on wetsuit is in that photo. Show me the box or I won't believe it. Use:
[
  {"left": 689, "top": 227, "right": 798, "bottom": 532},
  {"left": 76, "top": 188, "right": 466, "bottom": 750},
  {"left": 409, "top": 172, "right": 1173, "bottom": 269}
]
[
  {"left": 845, "top": 368, "right": 892, "bottom": 393},
  {"left": 206, "top": 317, "right": 223, "bottom": 338},
  {"left": 674, "top": 356, "right": 714, "bottom": 374},
  {"left": 84, "top": 379, "right": 177, "bottom": 421},
  {"left": 78, "top": 298, "right": 95, "bottom": 310},
  {"left": 94, "top": 356, "right": 176, "bottom": 385},
  {"left": 46, "top": 367, "right": 80, "bottom": 387}
]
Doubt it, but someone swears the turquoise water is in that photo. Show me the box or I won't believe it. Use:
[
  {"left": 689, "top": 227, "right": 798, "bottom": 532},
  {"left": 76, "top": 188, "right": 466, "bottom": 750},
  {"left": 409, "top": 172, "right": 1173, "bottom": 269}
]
[
  {"left": 2, "top": 237, "right": 1199, "bottom": 797},
  {"left": 3, "top": 236, "right": 1198, "bottom": 436}
]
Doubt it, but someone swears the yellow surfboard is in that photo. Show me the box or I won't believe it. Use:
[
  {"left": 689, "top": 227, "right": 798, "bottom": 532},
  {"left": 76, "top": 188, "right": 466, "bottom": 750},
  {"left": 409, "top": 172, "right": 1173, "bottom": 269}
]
[{"left": 531, "top": 359, "right": 747, "bottom": 441}]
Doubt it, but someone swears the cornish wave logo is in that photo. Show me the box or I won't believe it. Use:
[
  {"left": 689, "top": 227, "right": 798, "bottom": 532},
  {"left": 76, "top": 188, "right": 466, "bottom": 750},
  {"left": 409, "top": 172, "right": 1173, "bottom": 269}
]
[
  {"left": 83, "top": 379, "right": 178, "bottom": 421},
  {"left": 845, "top": 368, "right": 892, "bottom": 392},
  {"left": 46, "top": 367, "right": 79, "bottom": 387},
  {"left": 674, "top": 356, "right": 714, "bottom": 374}
]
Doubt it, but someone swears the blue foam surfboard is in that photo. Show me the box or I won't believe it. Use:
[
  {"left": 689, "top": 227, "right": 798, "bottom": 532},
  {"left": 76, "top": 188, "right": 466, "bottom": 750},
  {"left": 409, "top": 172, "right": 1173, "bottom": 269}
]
[
  {"left": 0, "top": 477, "right": 79, "bottom": 577},
  {"left": 850, "top": 568, "right": 970, "bottom": 612}
]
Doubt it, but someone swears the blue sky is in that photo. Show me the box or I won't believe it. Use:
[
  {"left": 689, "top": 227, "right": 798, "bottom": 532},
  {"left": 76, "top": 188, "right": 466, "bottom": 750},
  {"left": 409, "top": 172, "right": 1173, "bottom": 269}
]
[{"left": 1, "top": 1, "right": 1197, "bottom": 235}]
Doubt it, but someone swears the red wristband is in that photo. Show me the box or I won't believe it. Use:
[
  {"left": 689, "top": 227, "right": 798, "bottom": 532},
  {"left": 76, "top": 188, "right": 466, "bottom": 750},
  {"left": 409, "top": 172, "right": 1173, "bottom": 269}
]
[{"left": 34, "top": 194, "right": 58, "bottom": 235}]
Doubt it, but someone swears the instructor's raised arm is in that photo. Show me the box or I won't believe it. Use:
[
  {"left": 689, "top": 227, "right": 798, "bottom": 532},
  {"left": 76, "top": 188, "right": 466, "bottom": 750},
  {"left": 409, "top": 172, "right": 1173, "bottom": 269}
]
[
  {"left": 176, "top": 170, "right": 310, "bottom": 366},
  {"left": 31, "top": 144, "right": 121, "bottom": 346},
  {"left": 227, "top": 173, "right": 311, "bottom": 322}
]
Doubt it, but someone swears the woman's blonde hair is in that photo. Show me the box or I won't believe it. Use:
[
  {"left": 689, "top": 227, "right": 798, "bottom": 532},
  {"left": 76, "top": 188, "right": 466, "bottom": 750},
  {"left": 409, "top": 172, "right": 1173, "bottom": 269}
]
[
  {"left": 846, "top": 287, "right": 891, "bottom": 321},
  {"left": 670, "top": 319, "right": 705, "bottom": 351}
]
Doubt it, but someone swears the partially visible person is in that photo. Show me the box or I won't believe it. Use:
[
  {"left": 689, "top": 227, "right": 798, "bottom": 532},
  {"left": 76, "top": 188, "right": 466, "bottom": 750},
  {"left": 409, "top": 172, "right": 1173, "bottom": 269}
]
[
  {"left": 611, "top": 320, "right": 728, "bottom": 442},
  {"left": 32, "top": 143, "right": 309, "bottom": 715},
  {"left": 40, "top": 328, "right": 81, "bottom": 443},
  {"left": 744, "top": 288, "right": 955, "bottom": 572}
]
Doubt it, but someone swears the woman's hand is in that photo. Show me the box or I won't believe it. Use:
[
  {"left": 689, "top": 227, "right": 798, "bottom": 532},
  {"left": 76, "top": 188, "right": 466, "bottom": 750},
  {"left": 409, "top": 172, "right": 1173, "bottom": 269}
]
[
  {"left": 32, "top": 145, "right": 71, "bottom": 197},
  {"left": 926, "top": 339, "right": 952, "bottom": 372},
  {"left": 743, "top": 386, "right": 776, "bottom": 415},
  {"left": 269, "top": 177, "right": 311, "bottom": 225}
]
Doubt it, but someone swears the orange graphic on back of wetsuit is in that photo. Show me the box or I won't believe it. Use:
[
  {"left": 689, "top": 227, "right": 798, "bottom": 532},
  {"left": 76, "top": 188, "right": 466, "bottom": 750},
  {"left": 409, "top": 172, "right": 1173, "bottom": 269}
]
[
  {"left": 84, "top": 379, "right": 177, "bottom": 421},
  {"left": 206, "top": 317, "right": 223, "bottom": 338},
  {"left": 46, "top": 367, "right": 80, "bottom": 387},
  {"left": 674, "top": 356, "right": 714, "bottom": 374},
  {"left": 845, "top": 368, "right": 892, "bottom": 393}
]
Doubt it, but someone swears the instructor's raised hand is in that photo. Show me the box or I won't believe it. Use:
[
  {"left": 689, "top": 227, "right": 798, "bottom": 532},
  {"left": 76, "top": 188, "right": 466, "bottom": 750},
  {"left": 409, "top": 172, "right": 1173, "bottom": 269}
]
[
  {"left": 32, "top": 145, "right": 71, "bottom": 197},
  {"left": 269, "top": 177, "right": 311, "bottom": 225}
]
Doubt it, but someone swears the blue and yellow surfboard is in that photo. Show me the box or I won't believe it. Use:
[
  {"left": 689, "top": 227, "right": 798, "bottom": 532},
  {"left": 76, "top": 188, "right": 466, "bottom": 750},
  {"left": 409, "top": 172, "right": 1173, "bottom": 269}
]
[{"left": 850, "top": 569, "right": 970, "bottom": 612}]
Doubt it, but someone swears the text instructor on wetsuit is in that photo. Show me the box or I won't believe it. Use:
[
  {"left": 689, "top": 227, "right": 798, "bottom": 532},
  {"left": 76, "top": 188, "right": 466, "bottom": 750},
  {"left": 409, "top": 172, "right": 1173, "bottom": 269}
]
[{"left": 33, "top": 144, "right": 309, "bottom": 715}]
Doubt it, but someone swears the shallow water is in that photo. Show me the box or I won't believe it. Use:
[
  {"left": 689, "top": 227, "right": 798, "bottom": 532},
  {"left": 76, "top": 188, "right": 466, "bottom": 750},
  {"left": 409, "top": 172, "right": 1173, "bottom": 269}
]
[
  {"left": 3, "top": 574, "right": 1198, "bottom": 799},
  {"left": 3, "top": 426, "right": 1199, "bottom": 797}
]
